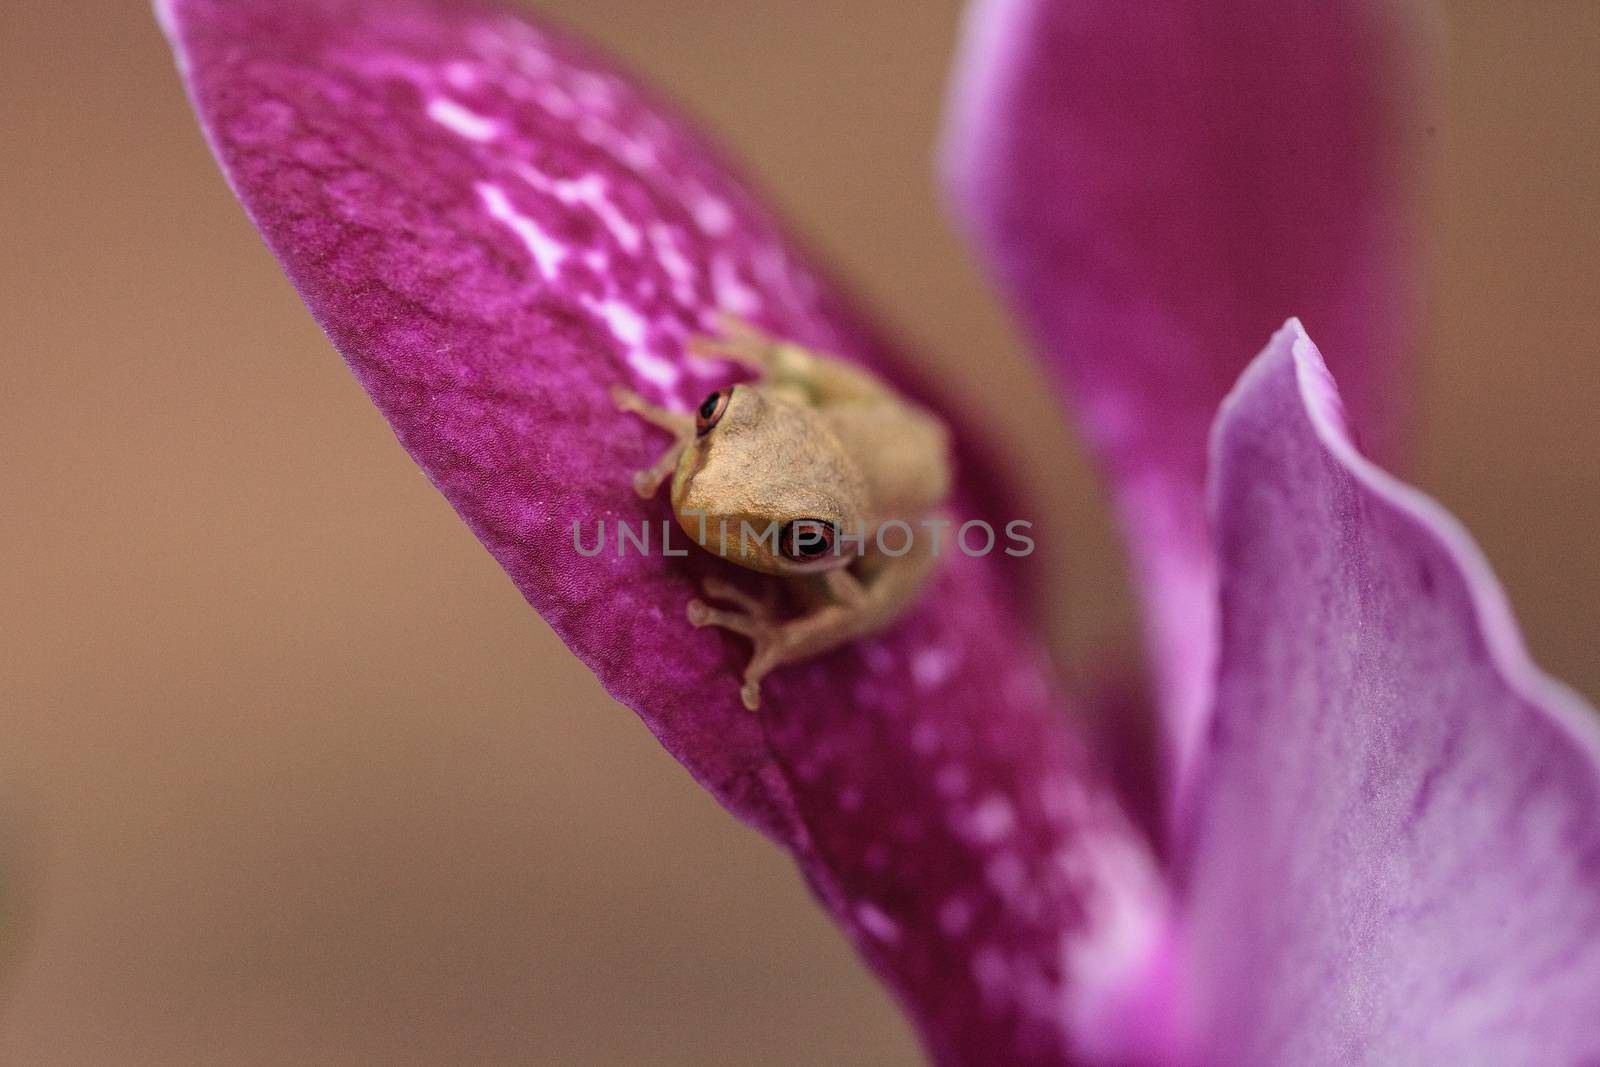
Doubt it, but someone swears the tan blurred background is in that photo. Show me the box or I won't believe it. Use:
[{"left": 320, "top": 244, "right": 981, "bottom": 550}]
[{"left": 2, "top": 1, "right": 1596, "bottom": 1064}]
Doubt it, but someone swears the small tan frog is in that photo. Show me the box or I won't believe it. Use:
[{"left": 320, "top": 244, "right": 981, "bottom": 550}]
[{"left": 613, "top": 315, "right": 953, "bottom": 710}]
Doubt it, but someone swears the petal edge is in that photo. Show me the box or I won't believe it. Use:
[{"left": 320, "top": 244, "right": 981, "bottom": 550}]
[{"left": 1181, "top": 322, "right": 1600, "bottom": 1065}]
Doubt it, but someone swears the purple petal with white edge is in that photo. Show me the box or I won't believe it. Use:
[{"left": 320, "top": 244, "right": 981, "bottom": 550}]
[
  {"left": 157, "top": 0, "right": 1172, "bottom": 1061},
  {"left": 1180, "top": 322, "right": 1600, "bottom": 1065},
  {"left": 940, "top": 0, "right": 1421, "bottom": 796}
]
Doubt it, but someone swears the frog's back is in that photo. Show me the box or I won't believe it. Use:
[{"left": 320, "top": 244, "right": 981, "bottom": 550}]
[{"left": 821, "top": 400, "right": 952, "bottom": 524}]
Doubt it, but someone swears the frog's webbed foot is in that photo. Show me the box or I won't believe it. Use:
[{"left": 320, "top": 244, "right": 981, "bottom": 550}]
[
  {"left": 688, "top": 575, "right": 785, "bottom": 711},
  {"left": 611, "top": 385, "right": 693, "bottom": 498}
]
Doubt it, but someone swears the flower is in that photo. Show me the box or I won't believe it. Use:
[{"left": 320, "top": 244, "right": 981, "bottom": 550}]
[{"left": 156, "top": 0, "right": 1600, "bottom": 1064}]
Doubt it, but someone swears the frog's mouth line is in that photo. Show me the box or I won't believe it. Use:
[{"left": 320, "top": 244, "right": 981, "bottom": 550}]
[
  {"left": 678, "top": 445, "right": 715, "bottom": 497},
  {"left": 677, "top": 464, "right": 701, "bottom": 501}
]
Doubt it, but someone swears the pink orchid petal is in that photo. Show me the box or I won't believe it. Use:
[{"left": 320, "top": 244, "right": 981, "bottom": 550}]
[
  {"left": 157, "top": 0, "right": 1169, "bottom": 1060},
  {"left": 941, "top": 0, "right": 1421, "bottom": 792},
  {"left": 1180, "top": 322, "right": 1600, "bottom": 1064}
]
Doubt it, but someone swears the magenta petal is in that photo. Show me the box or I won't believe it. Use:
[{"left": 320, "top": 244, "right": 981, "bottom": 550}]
[
  {"left": 157, "top": 0, "right": 1170, "bottom": 1060},
  {"left": 941, "top": 0, "right": 1421, "bottom": 789},
  {"left": 1180, "top": 323, "right": 1600, "bottom": 1064}
]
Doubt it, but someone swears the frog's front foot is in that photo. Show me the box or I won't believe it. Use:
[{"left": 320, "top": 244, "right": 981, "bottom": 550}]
[
  {"left": 688, "top": 575, "right": 784, "bottom": 711},
  {"left": 611, "top": 385, "right": 693, "bottom": 498},
  {"left": 686, "top": 313, "right": 779, "bottom": 375}
]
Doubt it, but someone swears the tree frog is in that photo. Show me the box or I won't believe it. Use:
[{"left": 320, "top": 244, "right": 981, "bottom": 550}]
[{"left": 613, "top": 315, "right": 953, "bottom": 710}]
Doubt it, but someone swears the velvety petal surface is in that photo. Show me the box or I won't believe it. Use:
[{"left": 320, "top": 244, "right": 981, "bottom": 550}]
[
  {"left": 157, "top": 1, "right": 1170, "bottom": 1061},
  {"left": 1180, "top": 322, "right": 1600, "bottom": 1065},
  {"left": 941, "top": 0, "right": 1421, "bottom": 793}
]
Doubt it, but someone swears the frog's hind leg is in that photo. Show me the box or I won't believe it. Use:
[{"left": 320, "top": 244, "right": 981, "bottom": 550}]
[
  {"left": 612, "top": 385, "right": 693, "bottom": 498},
  {"left": 689, "top": 314, "right": 891, "bottom": 406}
]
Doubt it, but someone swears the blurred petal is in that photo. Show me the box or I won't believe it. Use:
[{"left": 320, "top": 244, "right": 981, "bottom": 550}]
[
  {"left": 157, "top": 0, "right": 1169, "bottom": 1060},
  {"left": 1180, "top": 323, "right": 1600, "bottom": 1064},
  {"left": 940, "top": 0, "right": 1421, "bottom": 791}
]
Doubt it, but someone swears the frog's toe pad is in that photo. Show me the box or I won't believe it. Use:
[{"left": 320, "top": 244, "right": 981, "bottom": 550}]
[
  {"left": 686, "top": 598, "right": 759, "bottom": 638},
  {"left": 697, "top": 575, "right": 776, "bottom": 618}
]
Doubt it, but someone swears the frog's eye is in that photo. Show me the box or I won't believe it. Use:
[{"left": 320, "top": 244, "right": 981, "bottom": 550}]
[
  {"left": 780, "top": 518, "right": 836, "bottom": 563},
  {"left": 695, "top": 387, "right": 732, "bottom": 435}
]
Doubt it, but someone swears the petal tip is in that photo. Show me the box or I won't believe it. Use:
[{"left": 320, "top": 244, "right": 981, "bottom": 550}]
[
  {"left": 1294, "top": 341, "right": 1600, "bottom": 762},
  {"left": 1227, "top": 321, "right": 1600, "bottom": 768},
  {"left": 1190, "top": 324, "right": 1600, "bottom": 1063}
]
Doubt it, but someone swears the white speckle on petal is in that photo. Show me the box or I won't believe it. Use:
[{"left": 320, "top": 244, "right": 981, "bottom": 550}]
[
  {"left": 627, "top": 348, "right": 680, "bottom": 391},
  {"left": 518, "top": 166, "right": 643, "bottom": 253},
  {"left": 690, "top": 188, "right": 734, "bottom": 235},
  {"left": 570, "top": 71, "right": 614, "bottom": 110},
  {"left": 686, "top": 349, "right": 728, "bottom": 380},
  {"left": 576, "top": 183, "right": 642, "bottom": 250},
  {"left": 535, "top": 84, "right": 576, "bottom": 118},
  {"left": 443, "top": 61, "right": 479, "bottom": 90},
  {"left": 617, "top": 135, "right": 656, "bottom": 170},
  {"left": 649, "top": 223, "right": 696, "bottom": 294},
  {"left": 711, "top": 255, "right": 761, "bottom": 316},
  {"left": 427, "top": 96, "right": 500, "bottom": 141},
  {"left": 912, "top": 647, "right": 955, "bottom": 690},
  {"left": 967, "top": 794, "right": 1015, "bottom": 843},
  {"left": 856, "top": 903, "right": 901, "bottom": 944},
  {"left": 593, "top": 298, "right": 645, "bottom": 346},
  {"left": 580, "top": 298, "right": 678, "bottom": 391},
  {"left": 476, "top": 182, "right": 563, "bottom": 279}
]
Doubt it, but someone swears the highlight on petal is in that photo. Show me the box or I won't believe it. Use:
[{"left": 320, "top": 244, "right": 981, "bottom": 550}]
[
  {"left": 940, "top": 0, "right": 1423, "bottom": 794},
  {"left": 156, "top": 0, "right": 1169, "bottom": 1060},
  {"left": 1180, "top": 322, "right": 1600, "bottom": 1065}
]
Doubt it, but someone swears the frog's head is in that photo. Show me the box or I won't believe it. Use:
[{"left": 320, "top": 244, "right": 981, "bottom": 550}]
[{"left": 670, "top": 384, "right": 867, "bottom": 576}]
